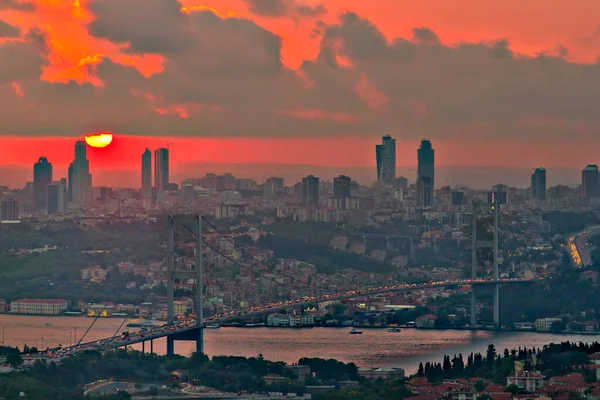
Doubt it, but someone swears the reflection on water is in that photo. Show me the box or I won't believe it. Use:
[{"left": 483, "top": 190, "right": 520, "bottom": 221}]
[{"left": 1, "top": 315, "right": 595, "bottom": 374}]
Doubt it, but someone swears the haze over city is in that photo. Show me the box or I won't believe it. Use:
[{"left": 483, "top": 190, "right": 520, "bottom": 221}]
[{"left": 3, "top": 1, "right": 600, "bottom": 400}]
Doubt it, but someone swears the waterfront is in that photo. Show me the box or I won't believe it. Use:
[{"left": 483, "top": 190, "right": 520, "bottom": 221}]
[{"left": 1, "top": 315, "right": 598, "bottom": 374}]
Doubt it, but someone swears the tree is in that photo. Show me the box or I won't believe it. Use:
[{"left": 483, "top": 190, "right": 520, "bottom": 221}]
[
  {"left": 6, "top": 352, "right": 22, "bottom": 368},
  {"left": 505, "top": 384, "right": 520, "bottom": 394},
  {"left": 486, "top": 345, "right": 497, "bottom": 365},
  {"left": 417, "top": 362, "right": 424, "bottom": 377},
  {"left": 474, "top": 380, "right": 487, "bottom": 392}
]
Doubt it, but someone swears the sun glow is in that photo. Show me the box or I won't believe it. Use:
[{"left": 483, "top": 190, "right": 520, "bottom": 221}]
[{"left": 84, "top": 132, "right": 113, "bottom": 148}]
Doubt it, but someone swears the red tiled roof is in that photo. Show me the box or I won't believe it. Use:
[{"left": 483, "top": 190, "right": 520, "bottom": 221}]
[{"left": 12, "top": 298, "right": 67, "bottom": 304}]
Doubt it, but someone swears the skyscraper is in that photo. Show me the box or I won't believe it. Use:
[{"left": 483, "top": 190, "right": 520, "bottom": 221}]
[
  {"left": 376, "top": 135, "right": 396, "bottom": 185},
  {"left": 530, "top": 168, "right": 546, "bottom": 201},
  {"left": 67, "top": 163, "right": 73, "bottom": 201},
  {"left": 417, "top": 139, "right": 435, "bottom": 207},
  {"left": 582, "top": 165, "right": 599, "bottom": 198},
  {"left": 333, "top": 175, "right": 352, "bottom": 199},
  {"left": 33, "top": 157, "right": 53, "bottom": 210},
  {"left": 302, "top": 175, "right": 319, "bottom": 206},
  {"left": 154, "top": 148, "right": 169, "bottom": 192},
  {"left": 47, "top": 179, "right": 66, "bottom": 214},
  {"left": 141, "top": 148, "right": 152, "bottom": 195},
  {"left": 71, "top": 141, "right": 92, "bottom": 206}
]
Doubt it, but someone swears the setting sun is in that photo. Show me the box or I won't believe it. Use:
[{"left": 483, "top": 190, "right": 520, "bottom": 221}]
[{"left": 84, "top": 132, "right": 114, "bottom": 148}]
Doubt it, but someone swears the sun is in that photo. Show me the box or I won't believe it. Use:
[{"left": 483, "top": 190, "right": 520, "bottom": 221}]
[{"left": 84, "top": 132, "right": 114, "bottom": 148}]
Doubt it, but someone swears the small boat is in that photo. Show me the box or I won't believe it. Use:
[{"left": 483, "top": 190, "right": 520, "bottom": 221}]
[
  {"left": 387, "top": 327, "right": 401, "bottom": 332},
  {"left": 45, "top": 323, "right": 52, "bottom": 327},
  {"left": 349, "top": 328, "right": 363, "bottom": 335},
  {"left": 205, "top": 324, "right": 220, "bottom": 329}
]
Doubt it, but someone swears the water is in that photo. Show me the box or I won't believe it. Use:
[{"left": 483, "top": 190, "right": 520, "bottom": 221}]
[{"left": 2, "top": 315, "right": 598, "bottom": 374}]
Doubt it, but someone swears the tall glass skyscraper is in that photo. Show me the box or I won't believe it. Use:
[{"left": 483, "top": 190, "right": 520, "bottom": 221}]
[
  {"left": 33, "top": 157, "right": 53, "bottom": 210},
  {"left": 582, "top": 165, "right": 599, "bottom": 198},
  {"left": 376, "top": 135, "right": 396, "bottom": 185},
  {"left": 71, "top": 140, "right": 92, "bottom": 206},
  {"left": 333, "top": 175, "right": 352, "bottom": 199},
  {"left": 141, "top": 148, "right": 152, "bottom": 195},
  {"left": 417, "top": 139, "right": 435, "bottom": 207},
  {"left": 154, "top": 148, "right": 169, "bottom": 192},
  {"left": 531, "top": 168, "right": 546, "bottom": 201}
]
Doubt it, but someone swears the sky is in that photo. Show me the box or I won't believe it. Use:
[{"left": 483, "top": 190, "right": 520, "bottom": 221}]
[{"left": 1, "top": 0, "right": 600, "bottom": 187}]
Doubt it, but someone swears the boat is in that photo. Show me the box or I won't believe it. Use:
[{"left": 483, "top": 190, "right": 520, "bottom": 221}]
[
  {"left": 349, "top": 328, "right": 363, "bottom": 335},
  {"left": 387, "top": 327, "right": 401, "bottom": 332},
  {"left": 127, "top": 319, "right": 155, "bottom": 328},
  {"left": 45, "top": 323, "right": 52, "bottom": 327},
  {"left": 205, "top": 324, "right": 221, "bottom": 329}
]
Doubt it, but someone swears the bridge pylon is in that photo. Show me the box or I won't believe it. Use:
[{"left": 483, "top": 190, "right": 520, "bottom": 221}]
[
  {"left": 470, "top": 200, "right": 501, "bottom": 328},
  {"left": 167, "top": 214, "right": 204, "bottom": 356}
]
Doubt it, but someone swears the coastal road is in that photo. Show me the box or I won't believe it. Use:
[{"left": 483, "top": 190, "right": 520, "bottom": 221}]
[{"left": 567, "top": 225, "right": 600, "bottom": 267}]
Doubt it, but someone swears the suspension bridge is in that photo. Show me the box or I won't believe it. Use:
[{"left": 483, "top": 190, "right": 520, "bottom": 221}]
[{"left": 45, "top": 200, "right": 540, "bottom": 359}]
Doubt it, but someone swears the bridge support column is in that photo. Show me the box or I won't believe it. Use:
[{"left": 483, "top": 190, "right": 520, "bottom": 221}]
[
  {"left": 142, "top": 341, "right": 145, "bottom": 353},
  {"left": 196, "top": 329, "right": 203, "bottom": 354},
  {"left": 493, "top": 199, "right": 500, "bottom": 327},
  {"left": 470, "top": 201, "right": 478, "bottom": 328},
  {"left": 150, "top": 339, "right": 154, "bottom": 354},
  {"left": 167, "top": 336, "right": 175, "bottom": 356}
]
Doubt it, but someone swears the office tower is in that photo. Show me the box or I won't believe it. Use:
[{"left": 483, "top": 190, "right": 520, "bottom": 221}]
[
  {"left": 0, "top": 198, "right": 18, "bottom": 221},
  {"left": 141, "top": 148, "right": 152, "bottom": 195},
  {"left": 71, "top": 141, "right": 92, "bottom": 206},
  {"left": 489, "top": 184, "right": 509, "bottom": 204},
  {"left": 67, "top": 163, "right": 73, "bottom": 201},
  {"left": 33, "top": 157, "right": 53, "bottom": 210},
  {"left": 417, "top": 139, "right": 435, "bottom": 207},
  {"left": 154, "top": 148, "right": 169, "bottom": 191},
  {"left": 47, "top": 180, "right": 66, "bottom": 214},
  {"left": 333, "top": 175, "right": 352, "bottom": 199},
  {"left": 451, "top": 191, "right": 464, "bottom": 206},
  {"left": 376, "top": 135, "right": 396, "bottom": 185},
  {"left": 582, "top": 165, "right": 599, "bottom": 198},
  {"left": 302, "top": 175, "right": 319, "bottom": 206},
  {"left": 395, "top": 176, "right": 408, "bottom": 190},
  {"left": 264, "top": 177, "right": 284, "bottom": 197},
  {"left": 530, "top": 168, "right": 547, "bottom": 201}
]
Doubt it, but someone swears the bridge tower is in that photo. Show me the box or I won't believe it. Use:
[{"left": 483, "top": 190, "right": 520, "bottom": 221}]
[
  {"left": 470, "top": 200, "right": 501, "bottom": 328},
  {"left": 166, "top": 214, "right": 204, "bottom": 355}
]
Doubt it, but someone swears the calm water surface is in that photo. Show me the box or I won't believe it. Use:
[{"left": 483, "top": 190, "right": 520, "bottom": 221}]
[{"left": 1, "top": 315, "right": 598, "bottom": 374}]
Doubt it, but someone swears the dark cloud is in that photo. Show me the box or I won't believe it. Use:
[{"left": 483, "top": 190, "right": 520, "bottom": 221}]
[
  {"left": 0, "top": 18, "right": 19, "bottom": 37},
  {"left": 245, "top": 0, "right": 325, "bottom": 18},
  {"left": 0, "top": 0, "right": 35, "bottom": 11},
  {"left": 0, "top": 7, "right": 599, "bottom": 142}
]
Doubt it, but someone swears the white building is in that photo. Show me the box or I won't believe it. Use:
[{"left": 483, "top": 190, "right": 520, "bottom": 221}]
[
  {"left": 11, "top": 299, "right": 68, "bottom": 315},
  {"left": 535, "top": 317, "right": 561, "bottom": 331},
  {"left": 507, "top": 371, "right": 544, "bottom": 391}
]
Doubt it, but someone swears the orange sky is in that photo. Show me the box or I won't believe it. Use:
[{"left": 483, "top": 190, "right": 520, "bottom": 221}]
[{"left": 1, "top": 0, "right": 599, "bottom": 186}]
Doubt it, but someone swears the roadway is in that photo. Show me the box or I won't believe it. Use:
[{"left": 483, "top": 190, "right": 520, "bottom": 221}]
[
  {"left": 567, "top": 226, "right": 600, "bottom": 267},
  {"left": 46, "top": 277, "right": 538, "bottom": 358}
]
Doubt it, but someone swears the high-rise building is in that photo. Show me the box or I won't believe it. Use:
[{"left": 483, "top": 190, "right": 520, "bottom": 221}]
[
  {"left": 33, "top": 157, "right": 53, "bottom": 210},
  {"left": 264, "top": 177, "right": 284, "bottom": 197},
  {"left": 67, "top": 163, "right": 73, "bottom": 201},
  {"left": 417, "top": 139, "right": 435, "bottom": 207},
  {"left": 582, "top": 165, "right": 599, "bottom": 198},
  {"left": 302, "top": 175, "right": 319, "bottom": 206},
  {"left": 47, "top": 180, "right": 66, "bottom": 215},
  {"left": 0, "top": 198, "right": 18, "bottom": 221},
  {"left": 71, "top": 141, "right": 92, "bottom": 206},
  {"left": 333, "top": 175, "right": 352, "bottom": 199},
  {"left": 376, "top": 135, "right": 396, "bottom": 185},
  {"left": 141, "top": 148, "right": 152, "bottom": 195},
  {"left": 395, "top": 176, "right": 408, "bottom": 190},
  {"left": 530, "top": 168, "right": 547, "bottom": 201},
  {"left": 154, "top": 148, "right": 169, "bottom": 192}
]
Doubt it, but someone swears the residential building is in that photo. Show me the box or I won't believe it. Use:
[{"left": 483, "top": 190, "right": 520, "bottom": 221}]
[
  {"left": 416, "top": 314, "right": 437, "bottom": 328},
  {"left": 417, "top": 139, "right": 435, "bottom": 207},
  {"left": 154, "top": 148, "right": 169, "bottom": 192},
  {"left": 535, "top": 317, "right": 562, "bottom": 331},
  {"left": 333, "top": 175, "right": 352, "bottom": 199},
  {"left": 33, "top": 157, "right": 53, "bottom": 210},
  {"left": 264, "top": 177, "right": 284, "bottom": 197},
  {"left": 531, "top": 167, "right": 546, "bottom": 201},
  {"left": 80, "top": 265, "right": 108, "bottom": 283},
  {"left": 302, "top": 175, "right": 319, "bottom": 206},
  {"left": 283, "top": 364, "right": 312, "bottom": 381},
  {"left": 174, "top": 300, "right": 187, "bottom": 316},
  {"left": 506, "top": 371, "right": 544, "bottom": 392},
  {"left": 10, "top": 299, "right": 69, "bottom": 315},
  {"left": 0, "top": 198, "right": 18, "bottom": 221},
  {"left": 376, "top": 135, "right": 396, "bottom": 185},
  {"left": 358, "top": 367, "right": 404, "bottom": 380}
]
